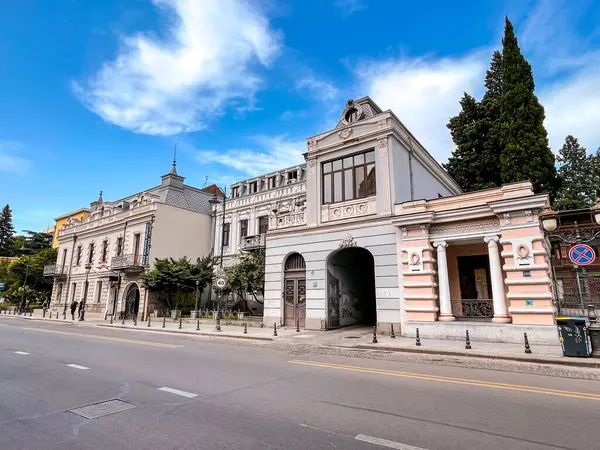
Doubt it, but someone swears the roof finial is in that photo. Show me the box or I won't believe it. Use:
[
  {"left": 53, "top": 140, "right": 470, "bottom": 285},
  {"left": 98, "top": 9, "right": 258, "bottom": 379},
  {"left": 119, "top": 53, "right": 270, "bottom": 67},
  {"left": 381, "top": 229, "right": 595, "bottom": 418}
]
[
  {"left": 98, "top": 190, "right": 103, "bottom": 203},
  {"left": 171, "top": 145, "right": 178, "bottom": 175}
]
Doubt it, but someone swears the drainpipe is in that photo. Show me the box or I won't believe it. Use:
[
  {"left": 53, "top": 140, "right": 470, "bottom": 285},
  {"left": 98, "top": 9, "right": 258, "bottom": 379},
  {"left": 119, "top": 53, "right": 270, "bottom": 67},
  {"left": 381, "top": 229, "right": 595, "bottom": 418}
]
[
  {"left": 408, "top": 137, "right": 415, "bottom": 201},
  {"left": 62, "top": 234, "right": 78, "bottom": 317}
]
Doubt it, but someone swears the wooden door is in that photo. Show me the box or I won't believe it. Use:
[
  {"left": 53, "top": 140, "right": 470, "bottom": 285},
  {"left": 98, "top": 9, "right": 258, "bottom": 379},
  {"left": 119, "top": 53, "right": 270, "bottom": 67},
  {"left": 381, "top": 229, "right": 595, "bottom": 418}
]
[{"left": 284, "top": 277, "right": 306, "bottom": 327}]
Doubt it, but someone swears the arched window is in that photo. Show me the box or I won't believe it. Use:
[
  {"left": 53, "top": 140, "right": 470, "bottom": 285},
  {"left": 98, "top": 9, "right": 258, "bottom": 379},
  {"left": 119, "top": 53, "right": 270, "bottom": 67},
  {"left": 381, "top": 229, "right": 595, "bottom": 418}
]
[{"left": 284, "top": 253, "right": 306, "bottom": 271}]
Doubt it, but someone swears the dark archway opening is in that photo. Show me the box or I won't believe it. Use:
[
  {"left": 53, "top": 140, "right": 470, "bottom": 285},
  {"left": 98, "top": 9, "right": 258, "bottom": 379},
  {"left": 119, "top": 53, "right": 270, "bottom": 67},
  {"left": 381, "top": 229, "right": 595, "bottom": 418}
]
[
  {"left": 124, "top": 285, "right": 140, "bottom": 319},
  {"left": 327, "top": 247, "right": 376, "bottom": 329}
]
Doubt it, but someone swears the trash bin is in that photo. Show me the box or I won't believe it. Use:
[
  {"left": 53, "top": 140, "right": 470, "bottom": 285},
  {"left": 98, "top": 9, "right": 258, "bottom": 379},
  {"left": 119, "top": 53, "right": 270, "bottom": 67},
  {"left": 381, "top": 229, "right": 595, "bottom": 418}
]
[{"left": 556, "top": 317, "right": 591, "bottom": 357}]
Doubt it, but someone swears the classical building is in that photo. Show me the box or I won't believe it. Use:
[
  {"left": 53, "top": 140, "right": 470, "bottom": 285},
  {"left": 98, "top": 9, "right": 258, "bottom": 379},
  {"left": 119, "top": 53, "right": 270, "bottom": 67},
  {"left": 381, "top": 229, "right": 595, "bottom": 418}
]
[
  {"left": 45, "top": 161, "right": 219, "bottom": 319},
  {"left": 216, "top": 97, "right": 557, "bottom": 343}
]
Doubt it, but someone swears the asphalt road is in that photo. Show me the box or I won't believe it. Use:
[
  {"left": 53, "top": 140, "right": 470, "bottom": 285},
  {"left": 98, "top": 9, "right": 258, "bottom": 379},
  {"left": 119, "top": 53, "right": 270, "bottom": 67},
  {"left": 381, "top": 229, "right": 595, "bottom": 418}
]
[{"left": 1, "top": 317, "right": 600, "bottom": 450}]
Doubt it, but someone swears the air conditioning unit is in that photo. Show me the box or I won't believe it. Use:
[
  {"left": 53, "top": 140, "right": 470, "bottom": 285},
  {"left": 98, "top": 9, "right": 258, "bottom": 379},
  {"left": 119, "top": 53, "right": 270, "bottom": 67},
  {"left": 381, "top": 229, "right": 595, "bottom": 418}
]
[{"left": 286, "top": 179, "right": 296, "bottom": 185}]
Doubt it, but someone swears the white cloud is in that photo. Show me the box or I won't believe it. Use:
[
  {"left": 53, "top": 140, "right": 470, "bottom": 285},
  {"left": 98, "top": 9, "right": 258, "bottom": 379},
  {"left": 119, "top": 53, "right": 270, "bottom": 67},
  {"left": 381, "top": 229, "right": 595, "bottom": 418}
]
[
  {"left": 334, "top": 0, "right": 367, "bottom": 17},
  {"left": 73, "top": 0, "right": 281, "bottom": 135},
  {"left": 357, "top": 53, "right": 488, "bottom": 161},
  {"left": 0, "top": 141, "right": 30, "bottom": 174},
  {"left": 296, "top": 76, "right": 338, "bottom": 100},
  {"left": 196, "top": 134, "right": 305, "bottom": 177}
]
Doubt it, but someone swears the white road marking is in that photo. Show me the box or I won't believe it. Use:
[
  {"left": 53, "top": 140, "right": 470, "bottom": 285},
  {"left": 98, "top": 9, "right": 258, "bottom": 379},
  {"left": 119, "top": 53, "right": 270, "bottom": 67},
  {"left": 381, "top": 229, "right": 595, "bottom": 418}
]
[
  {"left": 158, "top": 387, "right": 197, "bottom": 398},
  {"left": 355, "top": 434, "right": 428, "bottom": 450},
  {"left": 67, "top": 364, "right": 90, "bottom": 370},
  {"left": 14, "top": 351, "right": 30, "bottom": 355}
]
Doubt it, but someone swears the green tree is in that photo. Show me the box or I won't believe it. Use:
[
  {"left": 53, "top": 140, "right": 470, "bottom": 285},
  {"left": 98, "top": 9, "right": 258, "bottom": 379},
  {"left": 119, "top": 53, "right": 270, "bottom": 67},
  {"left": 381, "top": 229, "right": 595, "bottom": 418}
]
[
  {"left": 480, "top": 50, "right": 503, "bottom": 186},
  {"left": 554, "top": 136, "right": 599, "bottom": 210},
  {"left": 499, "top": 17, "right": 557, "bottom": 195},
  {"left": 0, "top": 205, "right": 15, "bottom": 257},
  {"left": 3, "top": 247, "right": 57, "bottom": 308},
  {"left": 141, "top": 255, "right": 214, "bottom": 311},
  {"left": 222, "top": 249, "right": 265, "bottom": 312}
]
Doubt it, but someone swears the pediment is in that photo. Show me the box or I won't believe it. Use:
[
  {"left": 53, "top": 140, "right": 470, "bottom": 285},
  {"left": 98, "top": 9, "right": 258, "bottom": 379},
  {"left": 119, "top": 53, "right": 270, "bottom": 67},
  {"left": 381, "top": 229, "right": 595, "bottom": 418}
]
[{"left": 316, "top": 119, "right": 383, "bottom": 150}]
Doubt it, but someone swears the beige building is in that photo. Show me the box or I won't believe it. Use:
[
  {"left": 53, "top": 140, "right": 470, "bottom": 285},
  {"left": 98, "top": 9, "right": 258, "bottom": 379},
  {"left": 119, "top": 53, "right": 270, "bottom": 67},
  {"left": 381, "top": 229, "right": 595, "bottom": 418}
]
[{"left": 45, "top": 162, "right": 217, "bottom": 319}]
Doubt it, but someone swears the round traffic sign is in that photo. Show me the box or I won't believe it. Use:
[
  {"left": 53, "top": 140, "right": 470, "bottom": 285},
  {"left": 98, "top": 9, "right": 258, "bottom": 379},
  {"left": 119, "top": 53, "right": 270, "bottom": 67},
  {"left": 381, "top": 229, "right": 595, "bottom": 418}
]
[
  {"left": 215, "top": 278, "right": 226, "bottom": 289},
  {"left": 569, "top": 244, "right": 596, "bottom": 266}
]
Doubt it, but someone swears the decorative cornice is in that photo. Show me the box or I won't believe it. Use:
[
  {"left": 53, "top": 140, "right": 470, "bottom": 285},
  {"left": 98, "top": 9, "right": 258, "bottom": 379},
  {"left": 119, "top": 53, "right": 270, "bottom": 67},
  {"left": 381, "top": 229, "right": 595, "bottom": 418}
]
[{"left": 429, "top": 221, "right": 500, "bottom": 237}]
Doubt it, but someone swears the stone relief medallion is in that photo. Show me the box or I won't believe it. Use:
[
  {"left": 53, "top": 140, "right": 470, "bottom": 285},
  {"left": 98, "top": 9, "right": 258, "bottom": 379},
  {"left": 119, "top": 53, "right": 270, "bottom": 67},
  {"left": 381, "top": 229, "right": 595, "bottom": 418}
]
[
  {"left": 357, "top": 203, "right": 367, "bottom": 214},
  {"left": 407, "top": 248, "right": 424, "bottom": 272},
  {"left": 512, "top": 239, "right": 534, "bottom": 266},
  {"left": 340, "top": 234, "right": 358, "bottom": 248},
  {"left": 338, "top": 128, "right": 353, "bottom": 139}
]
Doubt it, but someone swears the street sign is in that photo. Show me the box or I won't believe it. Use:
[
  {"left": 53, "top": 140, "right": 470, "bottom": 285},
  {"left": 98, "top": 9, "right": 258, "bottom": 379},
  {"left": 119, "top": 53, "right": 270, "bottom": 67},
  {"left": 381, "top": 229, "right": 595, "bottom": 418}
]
[
  {"left": 215, "top": 277, "right": 226, "bottom": 289},
  {"left": 569, "top": 244, "right": 596, "bottom": 266},
  {"left": 0, "top": 282, "right": 4, "bottom": 292}
]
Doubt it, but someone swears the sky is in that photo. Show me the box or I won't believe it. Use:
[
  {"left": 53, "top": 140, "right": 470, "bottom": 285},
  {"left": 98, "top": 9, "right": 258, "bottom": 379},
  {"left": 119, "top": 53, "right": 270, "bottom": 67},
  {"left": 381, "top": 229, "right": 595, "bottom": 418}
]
[{"left": 1, "top": 0, "right": 600, "bottom": 233}]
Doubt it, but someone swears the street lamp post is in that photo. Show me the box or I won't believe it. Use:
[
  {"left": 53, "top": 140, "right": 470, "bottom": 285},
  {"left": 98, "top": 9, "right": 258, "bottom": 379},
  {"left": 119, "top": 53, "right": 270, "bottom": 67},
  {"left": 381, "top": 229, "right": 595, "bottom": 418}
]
[
  {"left": 209, "top": 187, "right": 227, "bottom": 330},
  {"left": 79, "top": 263, "right": 92, "bottom": 321},
  {"left": 194, "top": 279, "right": 200, "bottom": 318},
  {"left": 18, "top": 241, "right": 31, "bottom": 314}
]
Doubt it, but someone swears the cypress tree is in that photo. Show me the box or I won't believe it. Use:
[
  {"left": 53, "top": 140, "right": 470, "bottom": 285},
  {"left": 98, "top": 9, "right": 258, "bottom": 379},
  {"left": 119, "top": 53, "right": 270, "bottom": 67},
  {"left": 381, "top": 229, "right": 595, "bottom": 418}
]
[
  {"left": 480, "top": 50, "right": 503, "bottom": 187},
  {"left": 0, "top": 205, "right": 15, "bottom": 257},
  {"left": 499, "top": 17, "right": 557, "bottom": 194}
]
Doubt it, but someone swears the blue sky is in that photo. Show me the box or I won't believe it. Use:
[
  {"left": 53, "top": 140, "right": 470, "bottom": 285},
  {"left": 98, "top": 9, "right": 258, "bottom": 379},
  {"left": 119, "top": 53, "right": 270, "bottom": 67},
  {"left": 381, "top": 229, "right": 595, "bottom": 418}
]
[{"left": 1, "top": 0, "right": 600, "bottom": 232}]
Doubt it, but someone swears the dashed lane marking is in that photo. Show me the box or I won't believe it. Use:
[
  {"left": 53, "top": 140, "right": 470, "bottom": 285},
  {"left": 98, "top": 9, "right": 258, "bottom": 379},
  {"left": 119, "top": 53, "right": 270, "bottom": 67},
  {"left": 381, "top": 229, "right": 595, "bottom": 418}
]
[
  {"left": 289, "top": 360, "right": 600, "bottom": 401},
  {"left": 22, "top": 327, "right": 182, "bottom": 348},
  {"left": 14, "top": 351, "right": 30, "bottom": 355},
  {"left": 67, "top": 364, "right": 90, "bottom": 370},
  {"left": 158, "top": 387, "right": 197, "bottom": 398},
  {"left": 355, "top": 434, "right": 428, "bottom": 450}
]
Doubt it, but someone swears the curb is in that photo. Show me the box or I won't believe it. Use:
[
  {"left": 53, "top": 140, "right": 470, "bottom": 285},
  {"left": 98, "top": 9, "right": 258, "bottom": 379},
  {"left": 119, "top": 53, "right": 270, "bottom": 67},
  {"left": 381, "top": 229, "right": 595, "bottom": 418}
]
[
  {"left": 352, "top": 344, "right": 600, "bottom": 368},
  {"left": 96, "top": 324, "right": 274, "bottom": 342}
]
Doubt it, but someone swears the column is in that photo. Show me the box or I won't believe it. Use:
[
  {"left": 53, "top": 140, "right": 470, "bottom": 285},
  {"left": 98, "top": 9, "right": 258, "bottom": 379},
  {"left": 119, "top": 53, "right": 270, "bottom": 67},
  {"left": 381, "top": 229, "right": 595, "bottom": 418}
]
[
  {"left": 484, "top": 235, "right": 511, "bottom": 323},
  {"left": 434, "top": 241, "right": 455, "bottom": 321}
]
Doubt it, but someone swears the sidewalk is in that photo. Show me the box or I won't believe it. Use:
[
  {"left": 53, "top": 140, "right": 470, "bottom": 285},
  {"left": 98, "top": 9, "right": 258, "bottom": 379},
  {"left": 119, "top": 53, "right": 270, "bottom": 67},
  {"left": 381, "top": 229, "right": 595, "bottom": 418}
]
[{"left": 4, "top": 310, "right": 600, "bottom": 369}]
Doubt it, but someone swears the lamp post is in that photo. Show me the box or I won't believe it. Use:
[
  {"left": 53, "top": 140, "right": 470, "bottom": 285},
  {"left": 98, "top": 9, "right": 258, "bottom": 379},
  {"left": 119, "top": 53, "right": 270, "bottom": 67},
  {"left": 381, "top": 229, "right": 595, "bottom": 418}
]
[
  {"left": 209, "top": 187, "right": 226, "bottom": 330},
  {"left": 194, "top": 279, "right": 200, "bottom": 318},
  {"left": 79, "top": 263, "right": 92, "bottom": 321}
]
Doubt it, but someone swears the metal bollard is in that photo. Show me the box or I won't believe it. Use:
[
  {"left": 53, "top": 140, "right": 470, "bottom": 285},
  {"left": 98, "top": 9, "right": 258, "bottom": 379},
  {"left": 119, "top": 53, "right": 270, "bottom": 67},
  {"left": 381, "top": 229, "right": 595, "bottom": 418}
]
[
  {"left": 56, "top": 311, "right": 59, "bottom": 319},
  {"left": 196, "top": 318, "right": 200, "bottom": 331},
  {"left": 465, "top": 330, "right": 472, "bottom": 350},
  {"left": 524, "top": 332, "right": 532, "bottom": 354},
  {"left": 273, "top": 322, "right": 278, "bottom": 337},
  {"left": 372, "top": 326, "right": 378, "bottom": 344},
  {"left": 296, "top": 318, "right": 300, "bottom": 332},
  {"left": 390, "top": 324, "right": 396, "bottom": 339},
  {"left": 244, "top": 323, "right": 247, "bottom": 334},
  {"left": 63, "top": 311, "right": 66, "bottom": 320},
  {"left": 110, "top": 315, "right": 113, "bottom": 324},
  {"left": 415, "top": 327, "right": 421, "bottom": 346},
  {"left": 122, "top": 315, "right": 125, "bottom": 325},
  {"left": 133, "top": 316, "right": 137, "bottom": 326},
  {"left": 162, "top": 316, "right": 166, "bottom": 328},
  {"left": 147, "top": 316, "right": 151, "bottom": 327},
  {"left": 179, "top": 318, "right": 182, "bottom": 329}
]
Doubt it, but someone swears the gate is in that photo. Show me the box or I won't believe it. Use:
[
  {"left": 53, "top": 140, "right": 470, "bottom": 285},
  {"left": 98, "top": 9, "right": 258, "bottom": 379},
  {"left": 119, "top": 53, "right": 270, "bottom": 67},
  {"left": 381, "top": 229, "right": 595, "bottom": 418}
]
[{"left": 283, "top": 253, "right": 306, "bottom": 327}]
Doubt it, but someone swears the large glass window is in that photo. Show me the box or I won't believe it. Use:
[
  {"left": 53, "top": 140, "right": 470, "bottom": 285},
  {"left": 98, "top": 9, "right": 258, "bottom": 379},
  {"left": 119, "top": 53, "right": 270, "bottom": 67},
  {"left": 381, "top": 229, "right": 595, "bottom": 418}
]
[
  {"left": 240, "top": 219, "right": 248, "bottom": 239},
  {"left": 222, "top": 223, "right": 230, "bottom": 246},
  {"left": 322, "top": 149, "right": 376, "bottom": 204},
  {"left": 258, "top": 216, "right": 269, "bottom": 234}
]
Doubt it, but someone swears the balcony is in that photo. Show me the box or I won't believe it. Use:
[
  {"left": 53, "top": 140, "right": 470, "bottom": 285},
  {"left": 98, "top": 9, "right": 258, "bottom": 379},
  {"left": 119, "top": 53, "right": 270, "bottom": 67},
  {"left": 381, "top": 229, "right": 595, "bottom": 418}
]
[
  {"left": 111, "top": 254, "right": 144, "bottom": 272},
  {"left": 240, "top": 234, "right": 266, "bottom": 251},
  {"left": 43, "top": 264, "right": 67, "bottom": 279}
]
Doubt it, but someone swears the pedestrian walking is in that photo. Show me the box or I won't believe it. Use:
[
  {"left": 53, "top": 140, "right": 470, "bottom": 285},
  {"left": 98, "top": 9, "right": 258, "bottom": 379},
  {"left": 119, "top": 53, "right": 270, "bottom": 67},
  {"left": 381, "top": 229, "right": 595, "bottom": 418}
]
[
  {"left": 77, "top": 300, "right": 83, "bottom": 319},
  {"left": 70, "top": 300, "right": 78, "bottom": 320}
]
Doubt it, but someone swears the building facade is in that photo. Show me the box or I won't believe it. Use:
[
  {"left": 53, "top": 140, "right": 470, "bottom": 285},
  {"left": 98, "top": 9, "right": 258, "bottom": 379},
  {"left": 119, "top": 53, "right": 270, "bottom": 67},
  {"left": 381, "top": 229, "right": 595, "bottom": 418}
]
[
  {"left": 216, "top": 97, "right": 557, "bottom": 343},
  {"left": 51, "top": 208, "right": 90, "bottom": 248},
  {"left": 46, "top": 162, "right": 217, "bottom": 319}
]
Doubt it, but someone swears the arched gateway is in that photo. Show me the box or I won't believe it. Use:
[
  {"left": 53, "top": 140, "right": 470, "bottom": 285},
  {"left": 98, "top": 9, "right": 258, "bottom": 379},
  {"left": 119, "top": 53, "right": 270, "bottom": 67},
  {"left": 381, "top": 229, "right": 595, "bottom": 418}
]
[
  {"left": 283, "top": 253, "right": 306, "bottom": 327},
  {"left": 327, "top": 247, "right": 376, "bottom": 329},
  {"left": 122, "top": 283, "right": 140, "bottom": 319}
]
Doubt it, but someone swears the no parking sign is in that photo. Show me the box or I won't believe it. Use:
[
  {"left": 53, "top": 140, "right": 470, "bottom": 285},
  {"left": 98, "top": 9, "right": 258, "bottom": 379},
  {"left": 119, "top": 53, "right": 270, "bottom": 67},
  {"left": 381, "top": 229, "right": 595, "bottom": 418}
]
[{"left": 568, "top": 244, "right": 596, "bottom": 266}]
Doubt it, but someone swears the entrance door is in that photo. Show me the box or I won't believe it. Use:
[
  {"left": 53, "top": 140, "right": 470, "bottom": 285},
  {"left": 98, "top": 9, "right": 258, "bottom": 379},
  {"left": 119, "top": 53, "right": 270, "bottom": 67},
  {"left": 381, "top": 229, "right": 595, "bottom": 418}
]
[
  {"left": 133, "top": 234, "right": 141, "bottom": 265},
  {"left": 283, "top": 253, "right": 306, "bottom": 328}
]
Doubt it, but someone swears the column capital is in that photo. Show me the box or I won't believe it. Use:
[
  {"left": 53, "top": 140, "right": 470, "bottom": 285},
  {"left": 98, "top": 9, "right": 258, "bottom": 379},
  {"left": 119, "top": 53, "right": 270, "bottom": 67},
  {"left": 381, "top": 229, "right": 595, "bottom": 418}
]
[
  {"left": 484, "top": 235, "right": 500, "bottom": 245},
  {"left": 432, "top": 240, "right": 447, "bottom": 249}
]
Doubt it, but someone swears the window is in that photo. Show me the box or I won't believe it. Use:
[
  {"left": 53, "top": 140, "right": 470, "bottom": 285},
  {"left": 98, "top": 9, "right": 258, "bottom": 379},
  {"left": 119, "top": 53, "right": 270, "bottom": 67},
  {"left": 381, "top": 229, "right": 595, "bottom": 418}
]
[
  {"left": 240, "top": 219, "right": 248, "bottom": 239},
  {"left": 71, "top": 283, "right": 77, "bottom": 301},
  {"left": 287, "top": 170, "right": 298, "bottom": 182},
  {"left": 101, "top": 240, "right": 108, "bottom": 262},
  {"left": 96, "top": 281, "right": 103, "bottom": 303},
  {"left": 231, "top": 187, "right": 240, "bottom": 198},
  {"left": 133, "top": 233, "right": 141, "bottom": 264},
  {"left": 259, "top": 216, "right": 269, "bottom": 234},
  {"left": 249, "top": 181, "right": 258, "bottom": 194},
  {"left": 75, "top": 246, "right": 82, "bottom": 266},
  {"left": 61, "top": 248, "right": 68, "bottom": 268},
  {"left": 222, "top": 223, "right": 230, "bottom": 247},
  {"left": 322, "top": 149, "right": 376, "bottom": 204},
  {"left": 56, "top": 283, "right": 63, "bottom": 304},
  {"left": 268, "top": 176, "right": 277, "bottom": 189},
  {"left": 88, "top": 243, "right": 95, "bottom": 264},
  {"left": 117, "top": 237, "right": 123, "bottom": 256},
  {"left": 344, "top": 107, "right": 359, "bottom": 123}
]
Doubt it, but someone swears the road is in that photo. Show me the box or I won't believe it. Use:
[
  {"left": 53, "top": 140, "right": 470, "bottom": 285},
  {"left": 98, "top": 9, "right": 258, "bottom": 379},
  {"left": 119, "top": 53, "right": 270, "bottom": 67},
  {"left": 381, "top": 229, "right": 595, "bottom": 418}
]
[{"left": 1, "top": 317, "right": 600, "bottom": 450}]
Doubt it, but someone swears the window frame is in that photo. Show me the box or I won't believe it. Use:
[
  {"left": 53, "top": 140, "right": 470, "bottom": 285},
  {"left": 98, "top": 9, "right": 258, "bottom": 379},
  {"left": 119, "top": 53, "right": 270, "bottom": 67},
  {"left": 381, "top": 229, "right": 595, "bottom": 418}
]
[
  {"left": 239, "top": 219, "right": 248, "bottom": 239},
  {"left": 321, "top": 149, "right": 376, "bottom": 205},
  {"left": 116, "top": 237, "right": 123, "bottom": 257},
  {"left": 258, "top": 216, "right": 269, "bottom": 234},
  {"left": 75, "top": 246, "right": 82, "bottom": 266},
  {"left": 222, "top": 223, "right": 230, "bottom": 247},
  {"left": 268, "top": 176, "right": 277, "bottom": 189},
  {"left": 88, "top": 243, "right": 95, "bottom": 264},
  {"left": 101, "top": 240, "right": 108, "bottom": 263}
]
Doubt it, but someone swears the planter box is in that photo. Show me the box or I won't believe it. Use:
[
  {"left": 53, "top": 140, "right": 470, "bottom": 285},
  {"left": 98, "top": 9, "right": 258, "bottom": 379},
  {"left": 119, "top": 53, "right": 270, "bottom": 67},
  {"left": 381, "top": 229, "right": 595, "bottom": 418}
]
[{"left": 171, "top": 310, "right": 182, "bottom": 319}]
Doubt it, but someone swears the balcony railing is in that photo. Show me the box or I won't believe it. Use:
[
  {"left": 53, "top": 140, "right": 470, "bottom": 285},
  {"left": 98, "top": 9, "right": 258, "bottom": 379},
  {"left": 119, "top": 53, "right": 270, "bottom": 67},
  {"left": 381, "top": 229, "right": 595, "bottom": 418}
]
[
  {"left": 43, "top": 264, "right": 67, "bottom": 277},
  {"left": 240, "top": 234, "right": 266, "bottom": 251},
  {"left": 111, "top": 254, "right": 143, "bottom": 271},
  {"left": 451, "top": 299, "right": 494, "bottom": 321}
]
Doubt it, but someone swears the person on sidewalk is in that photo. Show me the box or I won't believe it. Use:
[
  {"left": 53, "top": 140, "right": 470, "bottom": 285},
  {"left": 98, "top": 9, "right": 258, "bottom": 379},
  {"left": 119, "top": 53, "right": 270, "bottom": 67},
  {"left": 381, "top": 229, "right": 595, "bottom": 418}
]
[
  {"left": 77, "top": 300, "right": 83, "bottom": 319},
  {"left": 42, "top": 301, "right": 47, "bottom": 317},
  {"left": 70, "top": 300, "right": 78, "bottom": 320}
]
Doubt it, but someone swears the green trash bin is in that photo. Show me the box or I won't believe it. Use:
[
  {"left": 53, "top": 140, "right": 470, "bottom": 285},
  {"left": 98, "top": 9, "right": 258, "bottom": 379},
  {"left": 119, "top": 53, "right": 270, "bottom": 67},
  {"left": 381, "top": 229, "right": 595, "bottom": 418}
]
[{"left": 556, "top": 317, "right": 591, "bottom": 357}]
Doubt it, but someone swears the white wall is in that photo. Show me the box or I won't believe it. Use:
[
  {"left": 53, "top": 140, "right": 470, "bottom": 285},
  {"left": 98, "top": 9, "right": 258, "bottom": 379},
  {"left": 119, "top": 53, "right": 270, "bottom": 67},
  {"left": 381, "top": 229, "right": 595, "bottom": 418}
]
[
  {"left": 264, "top": 222, "right": 400, "bottom": 329},
  {"left": 151, "top": 203, "right": 212, "bottom": 261}
]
